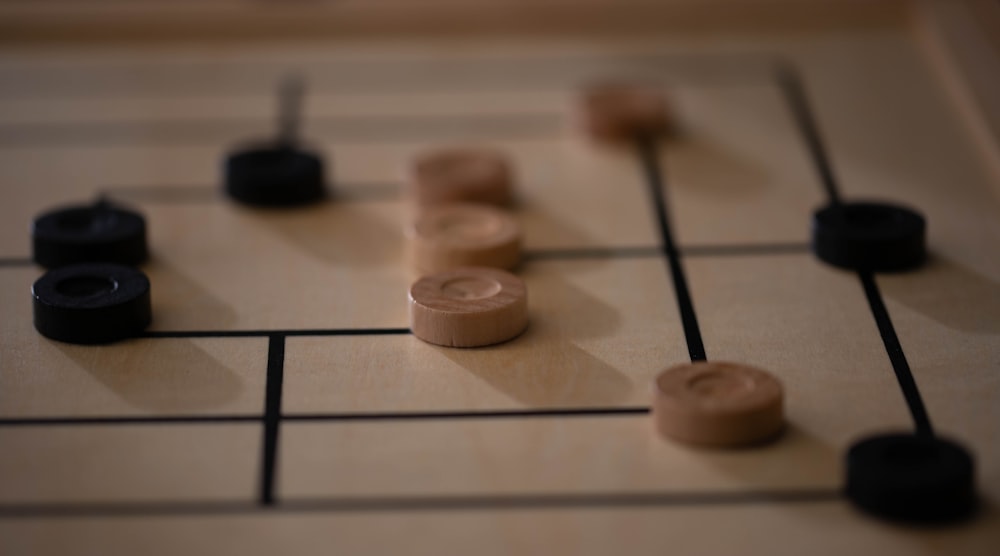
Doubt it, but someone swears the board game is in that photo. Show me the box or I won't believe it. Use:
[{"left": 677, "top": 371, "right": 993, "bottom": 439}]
[{"left": 1, "top": 1, "right": 999, "bottom": 553}]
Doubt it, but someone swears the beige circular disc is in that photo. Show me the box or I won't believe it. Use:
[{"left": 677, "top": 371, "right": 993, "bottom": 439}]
[
  {"left": 409, "top": 267, "right": 528, "bottom": 348},
  {"left": 579, "top": 83, "right": 672, "bottom": 142},
  {"left": 406, "top": 147, "right": 513, "bottom": 206},
  {"left": 652, "top": 361, "right": 784, "bottom": 447},
  {"left": 406, "top": 203, "right": 522, "bottom": 274}
]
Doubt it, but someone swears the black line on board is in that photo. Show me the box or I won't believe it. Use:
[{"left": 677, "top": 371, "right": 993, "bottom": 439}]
[
  {"left": 0, "top": 244, "right": 810, "bottom": 273},
  {"left": 101, "top": 185, "right": 221, "bottom": 203},
  {"left": 526, "top": 243, "right": 811, "bottom": 262},
  {"left": 0, "top": 414, "right": 260, "bottom": 427},
  {"left": 778, "top": 65, "right": 935, "bottom": 436},
  {"left": 0, "top": 113, "right": 561, "bottom": 148},
  {"left": 682, "top": 242, "right": 810, "bottom": 257},
  {"left": 0, "top": 258, "right": 33, "bottom": 267},
  {"left": 0, "top": 407, "right": 649, "bottom": 428},
  {"left": 776, "top": 66, "right": 841, "bottom": 205},
  {"left": 524, "top": 246, "right": 662, "bottom": 261},
  {"left": 0, "top": 489, "right": 842, "bottom": 518},
  {"left": 259, "top": 335, "right": 285, "bottom": 506},
  {"left": 141, "top": 327, "right": 412, "bottom": 339},
  {"left": 859, "top": 272, "right": 934, "bottom": 437},
  {"left": 636, "top": 136, "right": 707, "bottom": 362},
  {"left": 100, "top": 182, "right": 402, "bottom": 204},
  {"left": 284, "top": 406, "right": 651, "bottom": 423}
]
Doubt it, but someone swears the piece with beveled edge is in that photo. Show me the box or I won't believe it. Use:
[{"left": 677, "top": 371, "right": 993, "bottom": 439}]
[
  {"left": 409, "top": 266, "right": 527, "bottom": 348},
  {"left": 845, "top": 432, "right": 977, "bottom": 524},
  {"left": 32, "top": 263, "right": 152, "bottom": 344},
  {"left": 652, "top": 361, "right": 784, "bottom": 447},
  {"left": 812, "top": 200, "right": 926, "bottom": 272}
]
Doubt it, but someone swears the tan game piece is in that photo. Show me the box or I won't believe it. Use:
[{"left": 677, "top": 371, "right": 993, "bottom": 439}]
[
  {"left": 406, "top": 203, "right": 521, "bottom": 274},
  {"left": 406, "top": 147, "right": 513, "bottom": 206},
  {"left": 579, "top": 82, "right": 672, "bottom": 142},
  {"left": 652, "top": 361, "right": 784, "bottom": 447},
  {"left": 409, "top": 267, "right": 528, "bottom": 348}
]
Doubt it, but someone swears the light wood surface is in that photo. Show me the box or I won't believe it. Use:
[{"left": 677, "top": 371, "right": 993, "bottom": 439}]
[{"left": 1, "top": 1, "right": 999, "bottom": 554}]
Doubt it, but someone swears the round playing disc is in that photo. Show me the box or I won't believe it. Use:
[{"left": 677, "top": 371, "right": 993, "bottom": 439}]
[
  {"left": 409, "top": 267, "right": 528, "bottom": 348},
  {"left": 224, "top": 144, "right": 326, "bottom": 207},
  {"left": 652, "top": 361, "right": 784, "bottom": 447},
  {"left": 32, "top": 201, "right": 148, "bottom": 268},
  {"left": 406, "top": 203, "right": 521, "bottom": 274},
  {"left": 406, "top": 147, "right": 512, "bottom": 206},
  {"left": 846, "top": 433, "right": 976, "bottom": 524},
  {"left": 812, "top": 201, "right": 926, "bottom": 271},
  {"left": 32, "top": 263, "right": 152, "bottom": 344},
  {"left": 579, "top": 82, "right": 672, "bottom": 142}
]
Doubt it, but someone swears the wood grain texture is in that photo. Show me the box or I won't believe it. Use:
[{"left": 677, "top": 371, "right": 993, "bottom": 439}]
[{"left": 0, "top": 2, "right": 999, "bottom": 554}]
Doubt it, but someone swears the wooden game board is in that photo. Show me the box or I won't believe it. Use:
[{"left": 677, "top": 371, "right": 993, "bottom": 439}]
[{"left": 1, "top": 1, "right": 999, "bottom": 554}]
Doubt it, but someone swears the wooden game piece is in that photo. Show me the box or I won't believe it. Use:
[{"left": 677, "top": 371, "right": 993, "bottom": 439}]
[
  {"left": 406, "top": 203, "right": 521, "bottom": 274},
  {"left": 32, "top": 263, "right": 152, "bottom": 344},
  {"left": 406, "top": 147, "right": 513, "bottom": 206},
  {"left": 579, "top": 82, "right": 672, "bottom": 142},
  {"left": 32, "top": 200, "right": 148, "bottom": 268},
  {"left": 224, "top": 75, "right": 327, "bottom": 207},
  {"left": 652, "top": 361, "right": 784, "bottom": 447},
  {"left": 409, "top": 267, "right": 527, "bottom": 348},
  {"left": 845, "top": 433, "right": 976, "bottom": 523},
  {"left": 812, "top": 201, "right": 926, "bottom": 272}
]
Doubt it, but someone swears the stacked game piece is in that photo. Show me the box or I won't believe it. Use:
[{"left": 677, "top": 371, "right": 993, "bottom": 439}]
[
  {"left": 224, "top": 75, "right": 328, "bottom": 207},
  {"left": 812, "top": 200, "right": 926, "bottom": 271},
  {"left": 30, "top": 199, "right": 153, "bottom": 344},
  {"left": 403, "top": 147, "right": 528, "bottom": 348},
  {"left": 579, "top": 82, "right": 674, "bottom": 143},
  {"left": 405, "top": 203, "right": 521, "bottom": 275}
]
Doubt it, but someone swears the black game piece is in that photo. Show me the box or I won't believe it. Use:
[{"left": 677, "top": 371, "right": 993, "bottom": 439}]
[
  {"left": 32, "top": 200, "right": 148, "bottom": 268},
  {"left": 812, "top": 201, "right": 926, "bottom": 271},
  {"left": 32, "top": 263, "right": 152, "bottom": 344},
  {"left": 224, "top": 75, "right": 327, "bottom": 207},
  {"left": 846, "top": 433, "right": 976, "bottom": 524}
]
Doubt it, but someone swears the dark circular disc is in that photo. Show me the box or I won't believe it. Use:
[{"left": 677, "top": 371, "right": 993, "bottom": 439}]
[
  {"left": 32, "top": 202, "right": 148, "bottom": 268},
  {"left": 845, "top": 433, "right": 976, "bottom": 524},
  {"left": 224, "top": 144, "right": 326, "bottom": 207},
  {"left": 32, "top": 263, "right": 152, "bottom": 344},
  {"left": 812, "top": 201, "right": 926, "bottom": 271}
]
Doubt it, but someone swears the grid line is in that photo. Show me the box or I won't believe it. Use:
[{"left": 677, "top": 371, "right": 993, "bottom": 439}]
[{"left": 777, "top": 65, "right": 935, "bottom": 436}]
